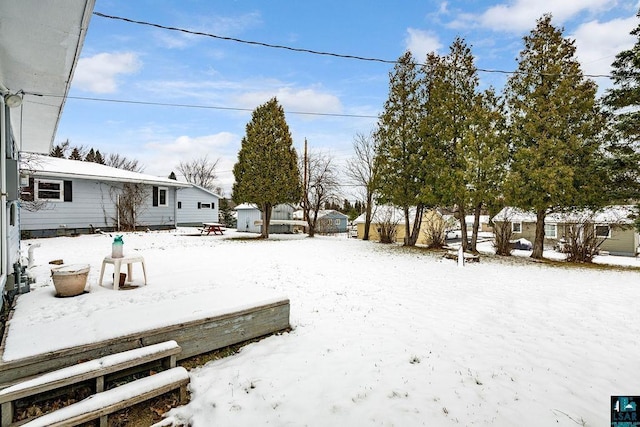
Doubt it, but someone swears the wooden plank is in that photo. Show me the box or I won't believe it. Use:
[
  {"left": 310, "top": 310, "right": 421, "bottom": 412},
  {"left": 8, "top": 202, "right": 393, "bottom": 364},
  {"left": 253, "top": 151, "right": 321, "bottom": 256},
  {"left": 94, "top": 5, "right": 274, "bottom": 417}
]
[
  {"left": 0, "top": 341, "right": 181, "bottom": 402},
  {"left": 18, "top": 367, "right": 189, "bottom": 427},
  {"left": 0, "top": 299, "right": 289, "bottom": 388}
]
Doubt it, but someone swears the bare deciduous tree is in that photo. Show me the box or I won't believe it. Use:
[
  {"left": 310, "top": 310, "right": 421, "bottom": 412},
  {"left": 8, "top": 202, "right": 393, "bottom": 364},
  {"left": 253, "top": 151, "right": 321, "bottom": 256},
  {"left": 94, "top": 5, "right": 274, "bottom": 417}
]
[
  {"left": 301, "top": 150, "right": 341, "bottom": 237},
  {"left": 377, "top": 206, "right": 400, "bottom": 244},
  {"left": 106, "top": 154, "right": 146, "bottom": 231},
  {"left": 177, "top": 155, "right": 220, "bottom": 191},
  {"left": 106, "top": 153, "right": 142, "bottom": 172},
  {"left": 345, "top": 132, "right": 378, "bottom": 240}
]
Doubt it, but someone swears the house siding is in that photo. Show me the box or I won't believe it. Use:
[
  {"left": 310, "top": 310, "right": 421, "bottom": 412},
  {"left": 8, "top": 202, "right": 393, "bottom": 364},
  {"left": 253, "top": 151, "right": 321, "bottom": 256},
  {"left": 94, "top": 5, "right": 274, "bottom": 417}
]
[
  {"left": 21, "top": 177, "right": 177, "bottom": 236},
  {"left": 176, "top": 186, "right": 220, "bottom": 226},
  {"left": 497, "top": 217, "right": 639, "bottom": 257},
  {"left": 356, "top": 210, "right": 443, "bottom": 245}
]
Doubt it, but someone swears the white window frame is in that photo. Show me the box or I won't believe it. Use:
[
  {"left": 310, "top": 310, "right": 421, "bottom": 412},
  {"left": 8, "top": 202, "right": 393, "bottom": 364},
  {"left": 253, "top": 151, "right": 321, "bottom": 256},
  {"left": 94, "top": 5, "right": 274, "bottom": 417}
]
[
  {"left": 35, "top": 179, "right": 64, "bottom": 202},
  {"left": 595, "top": 224, "right": 611, "bottom": 239},
  {"left": 334, "top": 219, "right": 340, "bottom": 225},
  {"left": 158, "top": 187, "right": 168, "bottom": 207},
  {"left": 544, "top": 223, "right": 557, "bottom": 239},
  {"left": 511, "top": 222, "right": 522, "bottom": 233}
]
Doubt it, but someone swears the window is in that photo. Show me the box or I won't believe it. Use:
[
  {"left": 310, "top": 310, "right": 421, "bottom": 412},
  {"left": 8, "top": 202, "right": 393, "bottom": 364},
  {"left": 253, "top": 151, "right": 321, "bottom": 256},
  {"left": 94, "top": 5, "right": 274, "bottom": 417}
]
[
  {"left": 544, "top": 223, "right": 557, "bottom": 239},
  {"left": 152, "top": 186, "right": 168, "bottom": 207},
  {"left": 595, "top": 225, "right": 611, "bottom": 238},
  {"left": 334, "top": 219, "right": 340, "bottom": 225},
  {"left": 511, "top": 222, "right": 522, "bottom": 233},
  {"left": 35, "top": 179, "right": 64, "bottom": 201},
  {"left": 198, "top": 203, "right": 211, "bottom": 209}
]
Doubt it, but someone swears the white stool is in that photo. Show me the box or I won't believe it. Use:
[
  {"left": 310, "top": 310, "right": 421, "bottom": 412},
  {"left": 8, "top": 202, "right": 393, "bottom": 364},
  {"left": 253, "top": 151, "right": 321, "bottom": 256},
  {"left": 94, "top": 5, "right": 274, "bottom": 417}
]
[{"left": 99, "top": 255, "right": 147, "bottom": 290}]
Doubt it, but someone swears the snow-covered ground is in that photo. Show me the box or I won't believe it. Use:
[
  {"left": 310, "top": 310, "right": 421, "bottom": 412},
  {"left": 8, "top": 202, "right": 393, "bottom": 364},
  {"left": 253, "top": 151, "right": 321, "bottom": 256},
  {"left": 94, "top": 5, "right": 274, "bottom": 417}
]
[{"left": 5, "top": 229, "right": 640, "bottom": 426}]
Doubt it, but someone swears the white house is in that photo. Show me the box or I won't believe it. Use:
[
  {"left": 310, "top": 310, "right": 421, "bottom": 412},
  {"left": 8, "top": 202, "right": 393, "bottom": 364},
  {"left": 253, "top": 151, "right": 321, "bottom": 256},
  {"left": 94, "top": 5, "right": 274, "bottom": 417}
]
[
  {"left": 176, "top": 185, "right": 222, "bottom": 226},
  {"left": 20, "top": 155, "right": 190, "bottom": 238}
]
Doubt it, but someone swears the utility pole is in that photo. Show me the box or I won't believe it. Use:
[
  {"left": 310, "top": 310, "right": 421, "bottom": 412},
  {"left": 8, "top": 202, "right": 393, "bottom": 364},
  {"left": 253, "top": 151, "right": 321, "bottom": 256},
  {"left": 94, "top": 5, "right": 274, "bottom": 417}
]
[{"left": 303, "top": 138, "right": 308, "bottom": 222}]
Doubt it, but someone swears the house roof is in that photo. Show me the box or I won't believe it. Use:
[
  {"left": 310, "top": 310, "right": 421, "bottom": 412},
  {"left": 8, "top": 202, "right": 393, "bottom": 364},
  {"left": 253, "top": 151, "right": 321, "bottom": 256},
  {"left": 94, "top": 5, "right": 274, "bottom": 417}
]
[
  {"left": 21, "top": 154, "right": 190, "bottom": 187},
  {"left": 183, "top": 184, "right": 223, "bottom": 199},
  {"left": 494, "top": 206, "right": 638, "bottom": 225},
  {"left": 0, "top": 0, "right": 95, "bottom": 154},
  {"left": 292, "top": 209, "right": 348, "bottom": 220}
]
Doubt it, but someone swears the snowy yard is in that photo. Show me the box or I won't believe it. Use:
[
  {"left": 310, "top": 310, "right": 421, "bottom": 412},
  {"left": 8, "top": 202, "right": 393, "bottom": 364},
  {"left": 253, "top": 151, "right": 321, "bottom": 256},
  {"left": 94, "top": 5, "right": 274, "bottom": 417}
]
[{"left": 5, "top": 230, "right": 640, "bottom": 426}]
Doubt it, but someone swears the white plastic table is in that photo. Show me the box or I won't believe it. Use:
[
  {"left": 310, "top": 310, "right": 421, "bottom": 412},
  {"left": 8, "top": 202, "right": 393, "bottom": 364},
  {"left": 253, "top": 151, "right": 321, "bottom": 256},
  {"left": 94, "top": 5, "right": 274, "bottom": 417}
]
[{"left": 98, "top": 255, "right": 147, "bottom": 290}]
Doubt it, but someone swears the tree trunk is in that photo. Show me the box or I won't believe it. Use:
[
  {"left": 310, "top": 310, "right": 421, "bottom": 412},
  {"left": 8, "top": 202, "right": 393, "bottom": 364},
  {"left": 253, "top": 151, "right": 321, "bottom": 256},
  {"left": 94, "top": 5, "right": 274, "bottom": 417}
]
[
  {"left": 531, "top": 208, "right": 546, "bottom": 259},
  {"left": 403, "top": 206, "right": 411, "bottom": 246},
  {"left": 470, "top": 202, "right": 482, "bottom": 253},
  {"left": 406, "top": 204, "right": 424, "bottom": 246},
  {"left": 261, "top": 203, "right": 272, "bottom": 239},
  {"left": 363, "top": 194, "right": 373, "bottom": 241}
]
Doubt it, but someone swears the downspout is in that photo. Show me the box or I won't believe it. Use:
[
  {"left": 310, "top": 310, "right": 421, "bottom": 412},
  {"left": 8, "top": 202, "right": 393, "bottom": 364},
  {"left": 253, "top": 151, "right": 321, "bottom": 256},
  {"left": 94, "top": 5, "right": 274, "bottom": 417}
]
[
  {"left": 173, "top": 188, "right": 178, "bottom": 228},
  {"left": 0, "top": 96, "right": 7, "bottom": 289}
]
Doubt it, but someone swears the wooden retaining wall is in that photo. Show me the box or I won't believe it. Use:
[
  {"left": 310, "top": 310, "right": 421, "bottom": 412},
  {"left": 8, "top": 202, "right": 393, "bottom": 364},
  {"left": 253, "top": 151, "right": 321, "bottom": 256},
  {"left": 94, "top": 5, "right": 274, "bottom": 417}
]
[{"left": 0, "top": 298, "right": 290, "bottom": 388}]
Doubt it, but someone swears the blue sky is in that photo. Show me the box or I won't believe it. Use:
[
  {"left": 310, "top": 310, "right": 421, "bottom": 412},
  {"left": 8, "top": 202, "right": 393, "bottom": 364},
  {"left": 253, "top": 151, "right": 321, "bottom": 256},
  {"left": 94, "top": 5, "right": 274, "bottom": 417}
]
[{"left": 56, "top": 0, "right": 639, "bottom": 196}]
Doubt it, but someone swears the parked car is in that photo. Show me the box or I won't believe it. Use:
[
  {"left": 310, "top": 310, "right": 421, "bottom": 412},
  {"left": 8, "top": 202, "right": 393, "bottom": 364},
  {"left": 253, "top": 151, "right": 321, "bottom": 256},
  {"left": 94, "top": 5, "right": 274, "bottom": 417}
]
[
  {"left": 445, "top": 229, "right": 462, "bottom": 240},
  {"left": 510, "top": 238, "right": 533, "bottom": 250}
]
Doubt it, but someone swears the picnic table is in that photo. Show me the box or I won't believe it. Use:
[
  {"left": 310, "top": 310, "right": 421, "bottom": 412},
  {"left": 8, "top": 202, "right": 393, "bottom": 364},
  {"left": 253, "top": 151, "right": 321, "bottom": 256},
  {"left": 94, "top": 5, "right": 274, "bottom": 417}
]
[{"left": 200, "top": 222, "right": 226, "bottom": 235}]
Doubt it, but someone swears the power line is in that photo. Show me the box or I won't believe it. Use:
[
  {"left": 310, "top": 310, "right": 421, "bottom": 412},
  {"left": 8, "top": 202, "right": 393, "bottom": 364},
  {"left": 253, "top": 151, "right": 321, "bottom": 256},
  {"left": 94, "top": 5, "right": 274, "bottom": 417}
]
[
  {"left": 93, "top": 11, "right": 615, "bottom": 79},
  {"left": 27, "top": 92, "right": 379, "bottom": 119}
]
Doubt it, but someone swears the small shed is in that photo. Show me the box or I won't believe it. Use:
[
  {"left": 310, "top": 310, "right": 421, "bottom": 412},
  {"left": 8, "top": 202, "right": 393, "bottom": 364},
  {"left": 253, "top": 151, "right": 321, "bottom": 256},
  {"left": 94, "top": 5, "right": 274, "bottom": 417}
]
[
  {"left": 236, "top": 204, "right": 295, "bottom": 234},
  {"left": 176, "top": 185, "right": 222, "bottom": 227},
  {"left": 299, "top": 209, "right": 349, "bottom": 234}
]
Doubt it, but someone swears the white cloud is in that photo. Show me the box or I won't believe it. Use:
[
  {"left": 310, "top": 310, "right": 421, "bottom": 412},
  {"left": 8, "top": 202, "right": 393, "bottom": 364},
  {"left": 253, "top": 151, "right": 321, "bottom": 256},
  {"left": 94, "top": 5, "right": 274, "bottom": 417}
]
[
  {"left": 141, "top": 132, "right": 240, "bottom": 195},
  {"left": 74, "top": 52, "right": 142, "bottom": 93},
  {"left": 572, "top": 16, "right": 636, "bottom": 92},
  {"left": 405, "top": 28, "right": 443, "bottom": 59},
  {"left": 234, "top": 87, "right": 343, "bottom": 115},
  {"left": 146, "top": 132, "right": 237, "bottom": 156},
  {"left": 450, "top": 0, "right": 617, "bottom": 33},
  {"left": 155, "top": 12, "right": 262, "bottom": 49}
]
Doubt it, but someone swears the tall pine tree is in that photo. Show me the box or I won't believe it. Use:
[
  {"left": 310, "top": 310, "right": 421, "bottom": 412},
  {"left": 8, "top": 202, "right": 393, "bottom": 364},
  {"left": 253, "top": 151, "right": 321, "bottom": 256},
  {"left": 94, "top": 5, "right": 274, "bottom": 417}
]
[
  {"left": 504, "top": 15, "right": 606, "bottom": 259},
  {"left": 374, "top": 51, "right": 426, "bottom": 246},
  {"left": 602, "top": 10, "right": 640, "bottom": 203},
  {"left": 232, "top": 98, "right": 301, "bottom": 238}
]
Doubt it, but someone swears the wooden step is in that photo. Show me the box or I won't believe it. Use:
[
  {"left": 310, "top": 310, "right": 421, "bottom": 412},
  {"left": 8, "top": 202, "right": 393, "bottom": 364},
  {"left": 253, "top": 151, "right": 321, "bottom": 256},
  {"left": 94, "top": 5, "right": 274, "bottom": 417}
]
[{"left": 17, "top": 367, "right": 189, "bottom": 427}]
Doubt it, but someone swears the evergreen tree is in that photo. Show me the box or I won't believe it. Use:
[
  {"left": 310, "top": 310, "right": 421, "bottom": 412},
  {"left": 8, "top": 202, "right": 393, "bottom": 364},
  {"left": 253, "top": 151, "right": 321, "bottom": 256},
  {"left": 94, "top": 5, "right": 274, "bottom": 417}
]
[
  {"left": 219, "top": 198, "right": 237, "bottom": 227},
  {"left": 85, "top": 148, "right": 96, "bottom": 163},
  {"left": 232, "top": 98, "right": 301, "bottom": 238},
  {"left": 503, "top": 15, "right": 606, "bottom": 259},
  {"left": 50, "top": 139, "right": 70, "bottom": 158},
  {"left": 466, "top": 88, "right": 509, "bottom": 251},
  {"left": 431, "top": 38, "right": 481, "bottom": 252},
  {"left": 374, "top": 51, "right": 426, "bottom": 246},
  {"left": 68, "top": 147, "right": 82, "bottom": 160},
  {"left": 602, "top": 10, "right": 640, "bottom": 203},
  {"left": 94, "top": 150, "right": 105, "bottom": 164}
]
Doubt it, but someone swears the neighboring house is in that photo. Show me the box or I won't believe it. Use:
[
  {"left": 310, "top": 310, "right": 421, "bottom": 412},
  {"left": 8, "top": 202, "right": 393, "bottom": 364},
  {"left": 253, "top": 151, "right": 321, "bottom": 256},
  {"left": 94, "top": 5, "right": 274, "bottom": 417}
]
[
  {"left": 0, "top": 0, "right": 95, "bottom": 306},
  {"left": 176, "top": 185, "right": 221, "bottom": 226},
  {"left": 236, "top": 203, "right": 297, "bottom": 234},
  {"left": 353, "top": 205, "right": 445, "bottom": 245},
  {"left": 293, "top": 209, "right": 349, "bottom": 234},
  {"left": 493, "top": 206, "right": 639, "bottom": 257},
  {"left": 20, "top": 155, "right": 190, "bottom": 238}
]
